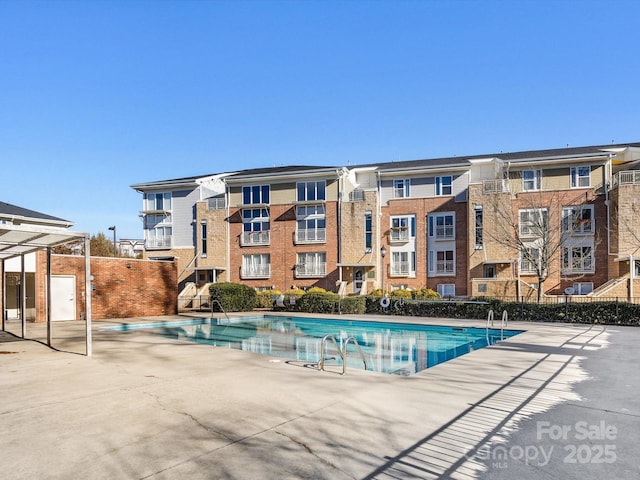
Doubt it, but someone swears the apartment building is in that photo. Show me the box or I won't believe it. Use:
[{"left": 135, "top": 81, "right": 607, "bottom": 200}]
[{"left": 132, "top": 141, "right": 640, "bottom": 301}]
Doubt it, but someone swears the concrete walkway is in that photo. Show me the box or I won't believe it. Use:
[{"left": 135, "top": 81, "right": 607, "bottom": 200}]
[{"left": 1, "top": 314, "right": 638, "bottom": 479}]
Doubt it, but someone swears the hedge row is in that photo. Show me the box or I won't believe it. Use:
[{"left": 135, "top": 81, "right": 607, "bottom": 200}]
[
  {"left": 367, "top": 296, "right": 640, "bottom": 326},
  {"left": 209, "top": 282, "right": 640, "bottom": 325}
]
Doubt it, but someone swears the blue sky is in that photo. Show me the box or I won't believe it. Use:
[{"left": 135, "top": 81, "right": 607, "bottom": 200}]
[{"left": 1, "top": 0, "right": 639, "bottom": 239}]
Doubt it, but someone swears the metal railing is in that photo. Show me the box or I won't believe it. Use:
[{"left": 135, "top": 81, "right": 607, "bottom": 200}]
[
  {"left": 483, "top": 179, "right": 510, "bottom": 194},
  {"left": 241, "top": 231, "right": 270, "bottom": 246},
  {"left": 318, "top": 334, "right": 368, "bottom": 375},
  {"left": 295, "top": 228, "right": 326, "bottom": 244},
  {"left": 611, "top": 170, "right": 640, "bottom": 188}
]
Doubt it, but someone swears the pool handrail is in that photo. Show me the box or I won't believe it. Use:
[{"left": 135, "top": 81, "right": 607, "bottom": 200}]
[
  {"left": 342, "top": 336, "right": 368, "bottom": 374},
  {"left": 318, "top": 335, "right": 344, "bottom": 372}
]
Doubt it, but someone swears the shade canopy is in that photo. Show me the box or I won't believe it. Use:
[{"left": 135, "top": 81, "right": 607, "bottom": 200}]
[{"left": 0, "top": 223, "right": 87, "bottom": 260}]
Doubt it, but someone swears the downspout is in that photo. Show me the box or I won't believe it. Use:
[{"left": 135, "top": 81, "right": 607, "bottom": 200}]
[
  {"left": 376, "top": 170, "right": 383, "bottom": 290},
  {"left": 606, "top": 154, "right": 612, "bottom": 257},
  {"left": 225, "top": 178, "right": 231, "bottom": 282},
  {"left": 337, "top": 169, "right": 343, "bottom": 287}
]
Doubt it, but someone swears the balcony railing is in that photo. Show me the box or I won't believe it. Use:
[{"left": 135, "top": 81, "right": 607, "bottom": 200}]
[
  {"left": 390, "top": 229, "right": 409, "bottom": 243},
  {"left": 241, "top": 265, "right": 271, "bottom": 279},
  {"left": 436, "top": 261, "right": 455, "bottom": 274},
  {"left": 295, "top": 228, "right": 326, "bottom": 244},
  {"left": 295, "top": 263, "right": 327, "bottom": 277},
  {"left": 483, "top": 179, "right": 510, "bottom": 194},
  {"left": 390, "top": 262, "right": 410, "bottom": 276},
  {"left": 611, "top": 170, "right": 640, "bottom": 189},
  {"left": 435, "top": 226, "right": 455, "bottom": 239},
  {"left": 207, "top": 197, "right": 226, "bottom": 210},
  {"left": 145, "top": 238, "right": 172, "bottom": 249},
  {"left": 348, "top": 189, "right": 365, "bottom": 202},
  {"left": 241, "top": 231, "right": 270, "bottom": 246}
]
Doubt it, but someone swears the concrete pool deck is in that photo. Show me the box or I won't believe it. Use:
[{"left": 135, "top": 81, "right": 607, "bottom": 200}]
[{"left": 1, "top": 313, "right": 639, "bottom": 479}]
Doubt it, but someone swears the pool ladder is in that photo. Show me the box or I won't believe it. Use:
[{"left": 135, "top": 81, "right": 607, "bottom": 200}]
[
  {"left": 486, "top": 309, "right": 508, "bottom": 343},
  {"left": 318, "top": 335, "right": 368, "bottom": 375},
  {"left": 210, "top": 299, "right": 230, "bottom": 324}
]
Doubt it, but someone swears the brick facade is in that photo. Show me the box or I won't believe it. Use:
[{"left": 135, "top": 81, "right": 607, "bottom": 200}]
[{"left": 31, "top": 253, "right": 178, "bottom": 322}]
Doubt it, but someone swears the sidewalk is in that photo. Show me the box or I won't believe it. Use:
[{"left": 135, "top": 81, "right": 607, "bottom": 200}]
[{"left": 1, "top": 315, "right": 638, "bottom": 479}]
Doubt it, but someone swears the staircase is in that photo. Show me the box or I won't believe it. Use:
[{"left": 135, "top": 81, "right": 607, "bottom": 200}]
[{"left": 587, "top": 273, "right": 630, "bottom": 299}]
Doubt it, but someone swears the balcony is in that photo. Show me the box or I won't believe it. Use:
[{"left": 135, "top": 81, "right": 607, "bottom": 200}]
[
  {"left": 611, "top": 170, "right": 640, "bottom": 189},
  {"left": 145, "top": 238, "right": 172, "bottom": 249},
  {"left": 348, "top": 189, "right": 365, "bottom": 202},
  {"left": 390, "top": 262, "right": 410, "bottom": 277},
  {"left": 295, "top": 263, "right": 327, "bottom": 278},
  {"left": 241, "top": 231, "right": 270, "bottom": 246},
  {"left": 436, "top": 261, "right": 455, "bottom": 274},
  {"left": 295, "top": 228, "right": 326, "bottom": 244},
  {"left": 483, "top": 179, "right": 510, "bottom": 194},
  {"left": 207, "top": 197, "right": 226, "bottom": 210},
  {"left": 435, "top": 225, "right": 455, "bottom": 240},
  {"left": 241, "top": 265, "right": 271, "bottom": 279},
  {"left": 390, "top": 229, "right": 409, "bottom": 244}
]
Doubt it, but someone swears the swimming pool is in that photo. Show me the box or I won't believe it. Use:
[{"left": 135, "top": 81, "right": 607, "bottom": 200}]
[{"left": 105, "top": 316, "right": 522, "bottom": 375}]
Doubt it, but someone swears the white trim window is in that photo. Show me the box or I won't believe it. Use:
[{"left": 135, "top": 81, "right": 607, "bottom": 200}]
[
  {"left": 297, "top": 181, "right": 326, "bottom": 202},
  {"left": 201, "top": 220, "right": 207, "bottom": 257},
  {"left": 428, "top": 212, "right": 455, "bottom": 240},
  {"left": 242, "top": 254, "right": 270, "bottom": 278},
  {"left": 390, "top": 215, "right": 415, "bottom": 243},
  {"left": 562, "top": 205, "right": 594, "bottom": 235},
  {"left": 296, "top": 252, "right": 326, "bottom": 277},
  {"left": 393, "top": 179, "right": 411, "bottom": 198},
  {"left": 390, "top": 251, "right": 416, "bottom": 277},
  {"left": 519, "top": 208, "right": 548, "bottom": 237},
  {"left": 522, "top": 169, "right": 541, "bottom": 191},
  {"left": 435, "top": 176, "right": 453, "bottom": 196},
  {"left": 429, "top": 249, "right": 455, "bottom": 275},
  {"left": 437, "top": 284, "right": 455, "bottom": 297},
  {"left": 520, "top": 245, "right": 541, "bottom": 274},
  {"left": 562, "top": 246, "right": 594, "bottom": 274},
  {"left": 145, "top": 214, "right": 172, "bottom": 249},
  {"left": 571, "top": 166, "right": 591, "bottom": 188},
  {"left": 296, "top": 205, "right": 326, "bottom": 243},
  {"left": 145, "top": 192, "right": 171, "bottom": 212},
  {"left": 474, "top": 205, "right": 483, "bottom": 250},
  {"left": 242, "top": 208, "right": 270, "bottom": 245},
  {"left": 364, "top": 211, "right": 373, "bottom": 252}
]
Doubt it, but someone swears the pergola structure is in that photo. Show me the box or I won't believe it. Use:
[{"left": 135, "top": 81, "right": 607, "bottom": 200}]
[{"left": 0, "top": 223, "right": 92, "bottom": 356}]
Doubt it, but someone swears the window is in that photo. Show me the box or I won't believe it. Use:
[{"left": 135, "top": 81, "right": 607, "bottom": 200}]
[
  {"left": 390, "top": 216, "right": 415, "bottom": 242},
  {"left": 562, "top": 206, "right": 594, "bottom": 234},
  {"left": 571, "top": 166, "right": 591, "bottom": 188},
  {"left": 364, "top": 211, "right": 372, "bottom": 252},
  {"left": 519, "top": 209, "right": 548, "bottom": 237},
  {"left": 145, "top": 192, "right": 172, "bottom": 212},
  {"left": 437, "top": 284, "right": 455, "bottom": 297},
  {"left": 393, "top": 179, "right": 410, "bottom": 198},
  {"left": 475, "top": 206, "right": 483, "bottom": 249},
  {"left": 429, "top": 250, "right": 454, "bottom": 274},
  {"left": 428, "top": 213, "right": 455, "bottom": 240},
  {"left": 242, "top": 254, "right": 270, "bottom": 278},
  {"left": 573, "top": 282, "right": 593, "bottom": 295},
  {"left": 562, "top": 246, "right": 594, "bottom": 273},
  {"left": 242, "top": 185, "right": 270, "bottom": 205},
  {"left": 435, "top": 176, "right": 452, "bottom": 196},
  {"left": 522, "top": 170, "right": 541, "bottom": 191},
  {"left": 483, "top": 264, "right": 496, "bottom": 278},
  {"left": 296, "top": 252, "right": 326, "bottom": 277},
  {"left": 144, "top": 214, "right": 172, "bottom": 248},
  {"left": 520, "top": 246, "right": 540, "bottom": 274},
  {"left": 242, "top": 208, "right": 270, "bottom": 245},
  {"left": 297, "top": 181, "right": 326, "bottom": 202},
  {"left": 201, "top": 221, "right": 207, "bottom": 257},
  {"left": 296, "top": 205, "right": 326, "bottom": 243},
  {"left": 390, "top": 251, "right": 415, "bottom": 277}
]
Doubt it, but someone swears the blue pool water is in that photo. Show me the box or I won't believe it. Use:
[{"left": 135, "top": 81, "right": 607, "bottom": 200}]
[{"left": 105, "top": 316, "right": 522, "bottom": 375}]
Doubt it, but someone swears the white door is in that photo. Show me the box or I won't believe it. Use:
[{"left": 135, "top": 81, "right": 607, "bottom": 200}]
[{"left": 51, "top": 275, "right": 76, "bottom": 321}]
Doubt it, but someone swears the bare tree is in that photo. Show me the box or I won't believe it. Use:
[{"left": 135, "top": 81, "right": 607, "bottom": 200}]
[{"left": 483, "top": 180, "right": 597, "bottom": 302}]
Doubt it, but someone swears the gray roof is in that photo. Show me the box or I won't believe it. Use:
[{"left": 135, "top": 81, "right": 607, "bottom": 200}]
[{"left": 0, "top": 201, "right": 71, "bottom": 225}]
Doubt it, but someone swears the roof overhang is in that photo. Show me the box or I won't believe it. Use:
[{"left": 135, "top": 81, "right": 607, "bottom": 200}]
[
  {"left": 0, "top": 224, "right": 87, "bottom": 261},
  {"left": 336, "top": 262, "right": 376, "bottom": 267},
  {"left": 483, "top": 259, "right": 517, "bottom": 264}
]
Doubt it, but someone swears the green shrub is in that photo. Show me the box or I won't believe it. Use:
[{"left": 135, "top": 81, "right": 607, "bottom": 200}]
[
  {"left": 298, "top": 292, "right": 340, "bottom": 313},
  {"left": 339, "top": 296, "right": 366, "bottom": 314},
  {"left": 413, "top": 288, "right": 440, "bottom": 300},
  {"left": 209, "top": 282, "right": 257, "bottom": 312},
  {"left": 256, "top": 289, "right": 281, "bottom": 308}
]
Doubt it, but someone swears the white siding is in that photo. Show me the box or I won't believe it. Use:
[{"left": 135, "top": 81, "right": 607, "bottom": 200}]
[{"left": 171, "top": 189, "right": 200, "bottom": 248}]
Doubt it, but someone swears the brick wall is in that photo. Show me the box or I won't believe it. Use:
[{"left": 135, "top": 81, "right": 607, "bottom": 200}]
[{"left": 34, "top": 254, "right": 178, "bottom": 322}]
